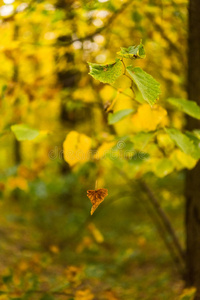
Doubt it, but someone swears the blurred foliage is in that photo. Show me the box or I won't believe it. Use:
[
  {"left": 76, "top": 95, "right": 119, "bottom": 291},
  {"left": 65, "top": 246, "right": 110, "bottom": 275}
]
[{"left": 0, "top": 0, "right": 197, "bottom": 299}]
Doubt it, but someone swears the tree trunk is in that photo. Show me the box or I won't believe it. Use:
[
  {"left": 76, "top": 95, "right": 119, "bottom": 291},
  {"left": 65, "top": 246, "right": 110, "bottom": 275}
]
[{"left": 185, "top": 0, "right": 200, "bottom": 297}]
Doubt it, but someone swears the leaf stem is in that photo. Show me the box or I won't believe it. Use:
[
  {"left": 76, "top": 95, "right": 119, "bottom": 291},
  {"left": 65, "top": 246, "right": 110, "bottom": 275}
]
[{"left": 121, "top": 59, "right": 136, "bottom": 98}]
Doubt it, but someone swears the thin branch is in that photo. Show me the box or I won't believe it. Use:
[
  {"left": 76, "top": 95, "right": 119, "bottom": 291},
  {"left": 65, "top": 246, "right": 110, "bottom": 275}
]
[
  {"left": 114, "top": 167, "right": 185, "bottom": 271},
  {"left": 61, "top": 0, "right": 133, "bottom": 47},
  {"left": 138, "top": 179, "right": 185, "bottom": 263},
  {"left": 146, "top": 12, "right": 184, "bottom": 59},
  {"left": 140, "top": 190, "right": 185, "bottom": 275},
  {"left": 110, "top": 85, "right": 135, "bottom": 100}
]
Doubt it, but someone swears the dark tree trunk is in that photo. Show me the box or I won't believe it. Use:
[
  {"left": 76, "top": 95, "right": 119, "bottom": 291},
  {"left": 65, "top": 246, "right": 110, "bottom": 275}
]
[{"left": 185, "top": 0, "right": 200, "bottom": 297}]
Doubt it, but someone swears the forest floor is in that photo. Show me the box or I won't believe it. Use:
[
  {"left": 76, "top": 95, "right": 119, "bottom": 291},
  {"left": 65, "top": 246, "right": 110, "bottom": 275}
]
[{"left": 0, "top": 188, "right": 185, "bottom": 300}]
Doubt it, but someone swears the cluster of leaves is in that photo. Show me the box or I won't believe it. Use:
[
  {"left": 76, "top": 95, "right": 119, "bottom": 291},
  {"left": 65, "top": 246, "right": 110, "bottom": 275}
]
[{"left": 62, "top": 42, "right": 200, "bottom": 181}]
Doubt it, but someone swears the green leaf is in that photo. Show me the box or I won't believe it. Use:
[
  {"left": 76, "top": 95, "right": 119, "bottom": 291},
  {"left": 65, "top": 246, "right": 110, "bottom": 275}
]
[
  {"left": 11, "top": 124, "right": 39, "bottom": 141},
  {"left": 165, "top": 128, "right": 200, "bottom": 160},
  {"left": 193, "top": 130, "right": 200, "bottom": 139},
  {"left": 108, "top": 109, "right": 134, "bottom": 124},
  {"left": 88, "top": 59, "right": 122, "bottom": 84},
  {"left": 185, "top": 131, "right": 200, "bottom": 157},
  {"left": 153, "top": 158, "right": 174, "bottom": 177},
  {"left": 132, "top": 132, "right": 154, "bottom": 149},
  {"left": 126, "top": 66, "right": 161, "bottom": 106},
  {"left": 117, "top": 42, "right": 146, "bottom": 59},
  {"left": 167, "top": 98, "right": 200, "bottom": 120}
]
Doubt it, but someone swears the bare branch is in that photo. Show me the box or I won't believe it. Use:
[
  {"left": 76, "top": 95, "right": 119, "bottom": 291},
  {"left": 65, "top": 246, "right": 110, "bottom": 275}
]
[{"left": 138, "top": 179, "right": 185, "bottom": 263}]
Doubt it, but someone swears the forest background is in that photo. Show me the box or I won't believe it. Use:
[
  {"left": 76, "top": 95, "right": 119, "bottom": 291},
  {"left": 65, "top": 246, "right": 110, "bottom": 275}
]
[{"left": 0, "top": 0, "right": 199, "bottom": 299}]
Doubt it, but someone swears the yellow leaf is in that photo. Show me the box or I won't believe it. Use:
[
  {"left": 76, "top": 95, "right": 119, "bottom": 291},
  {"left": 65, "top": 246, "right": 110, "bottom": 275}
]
[
  {"left": 88, "top": 223, "right": 104, "bottom": 243},
  {"left": 170, "top": 149, "right": 197, "bottom": 170},
  {"left": 94, "top": 141, "right": 115, "bottom": 159},
  {"left": 8, "top": 177, "right": 28, "bottom": 192},
  {"left": 132, "top": 104, "right": 168, "bottom": 132},
  {"left": 178, "top": 287, "right": 196, "bottom": 300},
  {"left": 63, "top": 131, "right": 92, "bottom": 166},
  {"left": 157, "top": 132, "right": 175, "bottom": 153},
  {"left": 49, "top": 245, "right": 60, "bottom": 254},
  {"left": 75, "top": 289, "right": 94, "bottom": 300}
]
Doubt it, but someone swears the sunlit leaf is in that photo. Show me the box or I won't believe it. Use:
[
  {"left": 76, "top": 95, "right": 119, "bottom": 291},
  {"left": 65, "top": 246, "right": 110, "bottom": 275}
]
[
  {"left": 75, "top": 289, "right": 94, "bottom": 300},
  {"left": 167, "top": 98, "right": 200, "bottom": 119},
  {"left": 88, "top": 59, "right": 122, "bottom": 84},
  {"left": 94, "top": 141, "right": 116, "bottom": 159},
  {"left": 117, "top": 42, "right": 146, "bottom": 59},
  {"left": 170, "top": 149, "right": 197, "bottom": 170},
  {"left": 126, "top": 66, "right": 161, "bottom": 106},
  {"left": 178, "top": 287, "right": 196, "bottom": 300},
  {"left": 11, "top": 124, "right": 39, "bottom": 141},
  {"left": 63, "top": 131, "right": 92, "bottom": 167},
  {"left": 132, "top": 104, "right": 167, "bottom": 132},
  {"left": 108, "top": 108, "right": 134, "bottom": 124}
]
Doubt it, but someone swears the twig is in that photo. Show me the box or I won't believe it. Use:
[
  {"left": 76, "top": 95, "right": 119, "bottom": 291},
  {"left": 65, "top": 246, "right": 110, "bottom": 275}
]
[
  {"left": 138, "top": 179, "right": 185, "bottom": 263},
  {"left": 121, "top": 58, "right": 136, "bottom": 98},
  {"left": 140, "top": 190, "right": 185, "bottom": 274},
  {"left": 146, "top": 12, "right": 183, "bottom": 59},
  {"left": 114, "top": 167, "right": 185, "bottom": 272},
  {"left": 61, "top": 0, "right": 133, "bottom": 47}
]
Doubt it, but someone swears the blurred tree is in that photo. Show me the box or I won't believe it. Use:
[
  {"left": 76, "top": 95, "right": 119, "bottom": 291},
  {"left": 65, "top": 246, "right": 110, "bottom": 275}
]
[{"left": 185, "top": 0, "right": 200, "bottom": 298}]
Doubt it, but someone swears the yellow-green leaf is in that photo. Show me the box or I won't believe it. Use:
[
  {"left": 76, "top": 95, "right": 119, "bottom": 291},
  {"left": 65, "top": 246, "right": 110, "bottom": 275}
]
[
  {"left": 117, "top": 42, "right": 146, "bottom": 59},
  {"left": 126, "top": 66, "right": 161, "bottom": 106},
  {"left": 165, "top": 128, "right": 200, "bottom": 160},
  {"left": 108, "top": 109, "right": 134, "bottom": 124},
  {"left": 88, "top": 59, "right": 122, "bottom": 84},
  {"left": 167, "top": 98, "right": 200, "bottom": 120},
  {"left": 11, "top": 124, "right": 39, "bottom": 141}
]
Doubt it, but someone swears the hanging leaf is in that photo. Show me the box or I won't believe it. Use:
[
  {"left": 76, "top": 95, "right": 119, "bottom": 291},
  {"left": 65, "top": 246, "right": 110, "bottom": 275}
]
[
  {"left": 126, "top": 66, "right": 161, "bottom": 106},
  {"left": 117, "top": 42, "right": 146, "bottom": 59},
  {"left": 87, "top": 188, "right": 108, "bottom": 215},
  {"left": 167, "top": 98, "right": 200, "bottom": 120},
  {"left": 165, "top": 128, "right": 200, "bottom": 160},
  {"left": 108, "top": 108, "right": 134, "bottom": 124},
  {"left": 11, "top": 124, "right": 39, "bottom": 141},
  {"left": 88, "top": 59, "right": 122, "bottom": 84}
]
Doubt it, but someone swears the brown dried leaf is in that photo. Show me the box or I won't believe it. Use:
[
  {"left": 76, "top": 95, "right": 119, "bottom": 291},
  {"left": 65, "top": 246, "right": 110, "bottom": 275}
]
[{"left": 87, "top": 188, "right": 108, "bottom": 215}]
